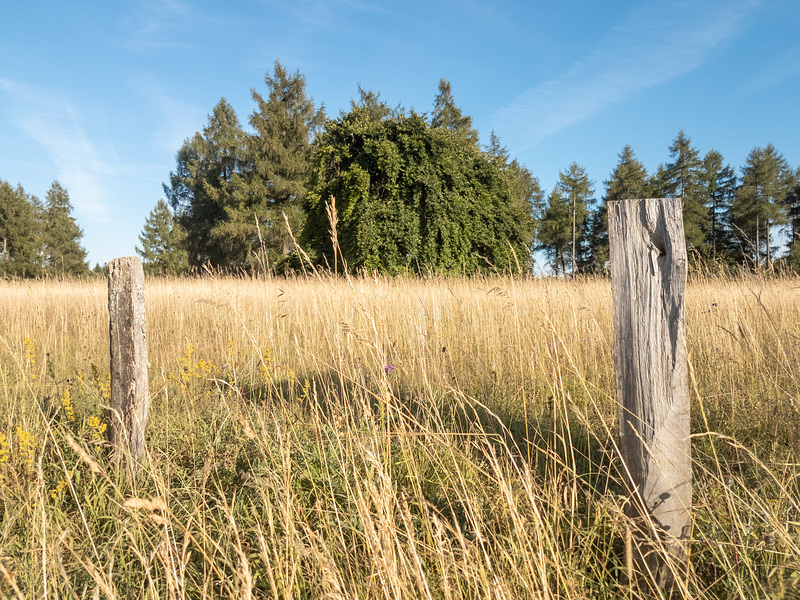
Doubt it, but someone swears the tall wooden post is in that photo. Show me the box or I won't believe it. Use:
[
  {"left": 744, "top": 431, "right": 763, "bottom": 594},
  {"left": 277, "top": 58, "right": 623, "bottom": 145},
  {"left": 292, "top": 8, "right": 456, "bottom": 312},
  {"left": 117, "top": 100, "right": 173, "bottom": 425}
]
[
  {"left": 108, "top": 257, "right": 149, "bottom": 474},
  {"left": 608, "top": 199, "right": 692, "bottom": 589}
]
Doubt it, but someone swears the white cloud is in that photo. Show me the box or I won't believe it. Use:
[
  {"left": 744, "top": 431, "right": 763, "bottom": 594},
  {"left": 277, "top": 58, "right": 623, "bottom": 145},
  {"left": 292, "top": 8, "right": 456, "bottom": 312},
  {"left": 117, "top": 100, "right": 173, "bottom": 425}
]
[
  {"left": 491, "top": 0, "right": 761, "bottom": 150},
  {"left": 0, "top": 77, "right": 111, "bottom": 220},
  {"left": 130, "top": 76, "right": 206, "bottom": 156}
]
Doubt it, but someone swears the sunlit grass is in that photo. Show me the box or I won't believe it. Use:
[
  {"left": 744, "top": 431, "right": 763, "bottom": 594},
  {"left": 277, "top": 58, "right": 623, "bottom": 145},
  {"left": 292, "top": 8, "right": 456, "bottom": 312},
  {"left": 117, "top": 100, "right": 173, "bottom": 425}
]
[{"left": 0, "top": 272, "right": 798, "bottom": 598}]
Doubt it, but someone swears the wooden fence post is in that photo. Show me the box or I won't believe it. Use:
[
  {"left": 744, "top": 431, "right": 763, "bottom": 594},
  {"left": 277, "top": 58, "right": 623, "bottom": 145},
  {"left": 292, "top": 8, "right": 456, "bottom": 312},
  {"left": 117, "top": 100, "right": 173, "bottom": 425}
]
[
  {"left": 608, "top": 199, "right": 692, "bottom": 590},
  {"left": 108, "top": 257, "right": 149, "bottom": 474}
]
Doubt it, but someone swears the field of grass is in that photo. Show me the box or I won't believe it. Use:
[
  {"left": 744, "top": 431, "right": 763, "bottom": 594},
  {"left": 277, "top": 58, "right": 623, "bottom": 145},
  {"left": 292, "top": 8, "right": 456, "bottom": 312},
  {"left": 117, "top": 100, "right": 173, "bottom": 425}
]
[{"left": 1, "top": 272, "right": 799, "bottom": 599}]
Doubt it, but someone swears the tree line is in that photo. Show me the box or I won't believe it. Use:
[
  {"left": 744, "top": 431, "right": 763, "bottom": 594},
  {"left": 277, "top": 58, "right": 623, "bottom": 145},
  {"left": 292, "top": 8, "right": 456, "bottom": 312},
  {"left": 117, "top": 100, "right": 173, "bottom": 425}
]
[
  {"left": 0, "top": 180, "right": 91, "bottom": 277},
  {"left": 146, "top": 61, "right": 800, "bottom": 275},
  {"left": 3, "top": 60, "right": 799, "bottom": 278}
]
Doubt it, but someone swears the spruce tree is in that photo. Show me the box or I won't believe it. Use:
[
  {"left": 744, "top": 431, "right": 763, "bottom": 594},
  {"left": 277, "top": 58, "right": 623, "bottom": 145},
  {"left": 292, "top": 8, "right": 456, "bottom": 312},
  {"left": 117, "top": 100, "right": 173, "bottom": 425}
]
[
  {"left": 249, "top": 60, "right": 325, "bottom": 261},
  {"left": 698, "top": 150, "right": 737, "bottom": 263},
  {"left": 165, "top": 99, "right": 251, "bottom": 268},
  {"left": 665, "top": 131, "right": 708, "bottom": 255},
  {"left": 136, "top": 199, "right": 189, "bottom": 275},
  {"left": 556, "top": 163, "right": 594, "bottom": 273},
  {"left": 42, "top": 181, "right": 88, "bottom": 276},
  {"left": 730, "top": 144, "right": 792, "bottom": 268},
  {"left": 783, "top": 168, "right": 800, "bottom": 269},
  {"left": 0, "top": 180, "right": 43, "bottom": 277},
  {"left": 431, "top": 79, "right": 478, "bottom": 145},
  {"left": 536, "top": 188, "right": 572, "bottom": 276},
  {"left": 590, "top": 145, "right": 649, "bottom": 272}
]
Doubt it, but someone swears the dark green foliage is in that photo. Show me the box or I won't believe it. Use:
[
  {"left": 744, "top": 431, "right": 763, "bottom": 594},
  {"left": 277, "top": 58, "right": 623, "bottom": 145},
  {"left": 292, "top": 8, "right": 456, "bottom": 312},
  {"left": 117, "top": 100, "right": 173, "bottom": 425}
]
[
  {"left": 784, "top": 169, "right": 800, "bottom": 270},
  {"left": 302, "top": 109, "right": 534, "bottom": 275},
  {"left": 42, "top": 181, "right": 89, "bottom": 276},
  {"left": 431, "top": 79, "right": 478, "bottom": 146},
  {"left": 536, "top": 188, "right": 572, "bottom": 276},
  {"left": 730, "top": 144, "right": 793, "bottom": 268},
  {"left": 665, "top": 131, "right": 708, "bottom": 255},
  {"left": 0, "top": 179, "right": 43, "bottom": 277},
  {"left": 558, "top": 163, "right": 594, "bottom": 273},
  {"left": 589, "top": 145, "right": 649, "bottom": 272},
  {"left": 136, "top": 199, "right": 189, "bottom": 275},
  {"left": 698, "top": 150, "right": 737, "bottom": 262},
  {"left": 537, "top": 163, "right": 593, "bottom": 276},
  {"left": 165, "top": 99, "right": 252, "bottom": 268},
  {"left": 249, "top": 60, "right": 326, "bottom": 260},
  {"left": 165, "top": 63, "right": 324, "bottom": 271}
]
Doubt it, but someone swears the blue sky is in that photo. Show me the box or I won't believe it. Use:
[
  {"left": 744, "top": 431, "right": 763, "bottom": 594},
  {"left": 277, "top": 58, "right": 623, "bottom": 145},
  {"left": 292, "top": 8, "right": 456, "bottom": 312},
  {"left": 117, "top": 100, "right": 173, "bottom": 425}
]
[{"left": 2, "top": 0, "right": 798, "bottom": 266}]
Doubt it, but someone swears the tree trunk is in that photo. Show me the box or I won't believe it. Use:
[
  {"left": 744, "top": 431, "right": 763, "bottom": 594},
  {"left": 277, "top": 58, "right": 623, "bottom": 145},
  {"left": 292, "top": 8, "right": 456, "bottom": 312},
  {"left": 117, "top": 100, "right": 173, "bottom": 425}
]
[
  {"left": 608, "top": 198, "right": 692, "bottom": 592},
  {"left": 108, "top": 257, "right": 149, "bottom": 474}
]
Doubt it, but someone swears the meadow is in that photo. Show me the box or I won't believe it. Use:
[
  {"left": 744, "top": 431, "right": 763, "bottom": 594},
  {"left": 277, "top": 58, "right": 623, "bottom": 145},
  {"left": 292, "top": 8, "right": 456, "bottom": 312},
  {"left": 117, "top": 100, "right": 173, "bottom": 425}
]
[{"left": 0, "top": 272, "right": 798, "bottom": 599}]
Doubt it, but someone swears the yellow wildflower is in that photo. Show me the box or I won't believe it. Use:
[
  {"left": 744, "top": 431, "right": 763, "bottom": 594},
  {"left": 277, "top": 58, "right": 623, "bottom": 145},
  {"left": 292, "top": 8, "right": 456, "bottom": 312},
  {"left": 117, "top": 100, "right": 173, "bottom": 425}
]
[
  {"left": 88, "top": 415, "right": 107, "bottom": 440},
  {"left": 61, "top": 389, "right": 75, "bottom": 422},
  {"left": 16, "top": 428, "right": 35, "bottom": 471}
]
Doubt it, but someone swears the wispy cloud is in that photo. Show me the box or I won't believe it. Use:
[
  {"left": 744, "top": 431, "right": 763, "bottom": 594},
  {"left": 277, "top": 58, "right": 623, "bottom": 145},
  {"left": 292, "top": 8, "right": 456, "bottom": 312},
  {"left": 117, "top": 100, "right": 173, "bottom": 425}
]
[
  {"left": 0, "top": 77, "right": 111, "bottom": 220},
  {"left": 131, "top": 76, "right": 206, "bottom": 156},
  {"left": 491, "top": 0, "right": 761, "bottom": 150},
  {"left": 743, "top": 44, "right": 800, "bottom": 95},
  {"left": 118, "top": 0, "right": 194, "bottom": 52}
]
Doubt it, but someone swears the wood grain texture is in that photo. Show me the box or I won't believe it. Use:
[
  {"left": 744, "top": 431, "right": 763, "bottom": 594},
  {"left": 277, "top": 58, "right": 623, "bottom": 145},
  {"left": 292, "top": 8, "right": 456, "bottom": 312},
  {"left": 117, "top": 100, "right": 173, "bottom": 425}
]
[
  {"left": 608, "top": 199, "right": 692, "bottom": 583},
  {"left": 108, "top": 256, "right": 149, "bottom": 473}
]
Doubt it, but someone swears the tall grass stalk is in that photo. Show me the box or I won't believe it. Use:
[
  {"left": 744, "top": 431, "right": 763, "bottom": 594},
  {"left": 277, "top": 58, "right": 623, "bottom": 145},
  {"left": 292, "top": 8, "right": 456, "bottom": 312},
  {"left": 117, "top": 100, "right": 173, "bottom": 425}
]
[{"left": 0, "top": 272, "right": 798, "bottom": 598}]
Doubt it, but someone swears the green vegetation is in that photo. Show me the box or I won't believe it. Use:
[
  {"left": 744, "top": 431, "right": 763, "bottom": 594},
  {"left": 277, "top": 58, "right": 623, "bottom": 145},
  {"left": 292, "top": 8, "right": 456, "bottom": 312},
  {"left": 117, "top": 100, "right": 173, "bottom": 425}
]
[
  {"left": 3, "top": 65, "right": 800, "bottom": 277},
  {"left": 0, "top": 179, "right": 88, "bottom": 278}
]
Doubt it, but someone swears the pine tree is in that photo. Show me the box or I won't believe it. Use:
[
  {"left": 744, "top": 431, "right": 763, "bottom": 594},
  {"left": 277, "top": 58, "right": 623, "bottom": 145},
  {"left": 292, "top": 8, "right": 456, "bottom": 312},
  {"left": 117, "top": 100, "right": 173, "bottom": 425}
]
[
  {"left": 698, "top": 150, "right": 737, "bottom": 262},
  {"left": 42, "top": 181, "right": 88, "bottom": 276},
  {"left": 249, "top": 60, "right": 325, "bottom": 262},
  {"left": 730, "top": 144, "right": 792, "bottom": 268},
  {"left": 136, "top": 199, "right": 189, "bottom": 275},
  {"left": 485, "top": 131, "right": 542, "bottom": 251},
  {"left": 556, "top": 163, "right": 594, "bottom": 273},
  {"left": 348, "top": 85, "right": 399, "bottom": 123},
  {"left": 665, "top": 131, "right": 708, "bottom": 255},
  {"left": 783, "top": 168, "right": 800, "bottom": 269},
  {"left": 590, "top": 145, "right": 649, "bottom": 272},
  {"left": 536, "top": 188, "right": 572, "bottom": 276},
  {"left": 165, "top": 99, "right": 252, "bottom": 268},
  {"left": 431, "top": 79, "right": 478, "bottom": 145},
  {"left": 0, "top": 180, "right": 43, "bottom": 277}
]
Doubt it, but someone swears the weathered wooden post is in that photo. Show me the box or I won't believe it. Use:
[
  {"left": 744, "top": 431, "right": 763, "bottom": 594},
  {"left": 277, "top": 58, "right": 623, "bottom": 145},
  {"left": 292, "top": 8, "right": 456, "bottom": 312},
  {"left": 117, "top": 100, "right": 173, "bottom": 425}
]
[
  {"left": 108, "top": 257, "right": 149, "bottom": 474},
  {"left": 608, "top": 199, "right": 692, "bottom": 590}
]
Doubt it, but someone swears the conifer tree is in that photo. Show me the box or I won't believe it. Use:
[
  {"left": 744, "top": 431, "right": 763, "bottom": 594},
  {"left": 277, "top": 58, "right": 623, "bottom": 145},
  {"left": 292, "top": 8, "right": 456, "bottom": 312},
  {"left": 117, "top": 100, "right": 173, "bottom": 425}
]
[
  {"left": 136, "top": 199, "right": 188, "bottom": 275},
  {"left": 589, "top": 145, "right": 649, "bottom": 272},
  {"left": 249, "top": 60, "right": 325, "bottom": 261},
  {"left": 348, "top": 85, "right": 399, "bottom": 123},
  {"left": 556, "top": 163, "right": 594, "bottom": 273},
  {"left": 536, "top": 188, "right": 572, "bottom": 276},
  {"left": 730, "top": 144, "right": 792, "bottom": 268},
  {"left": 698, "top": 150, "right": 737, "bottom": 262},
  {"left": 783, "top": 169, "right": 800, "bottom": 269},
  {"left": 165, "top": 99, "right": 251, "bottom": 268},
  {"left": 42, "top": 181, "right": 88, "bottom": 276},
  {"left": 665, "top": 131, "right": 708, "bottom": 255},
  {"left": 0, "top": 180, "right": 43, "bottom": 277},
  {"left": 431, "top": 79, "right": 478, "bottom": 145}
]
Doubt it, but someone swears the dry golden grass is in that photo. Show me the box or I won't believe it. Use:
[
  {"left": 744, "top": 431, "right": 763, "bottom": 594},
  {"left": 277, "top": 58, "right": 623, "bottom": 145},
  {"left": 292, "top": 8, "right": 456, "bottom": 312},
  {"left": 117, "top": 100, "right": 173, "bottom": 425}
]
[{"left": 0, "top": 272, "right": 799, "bottom": 598}]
